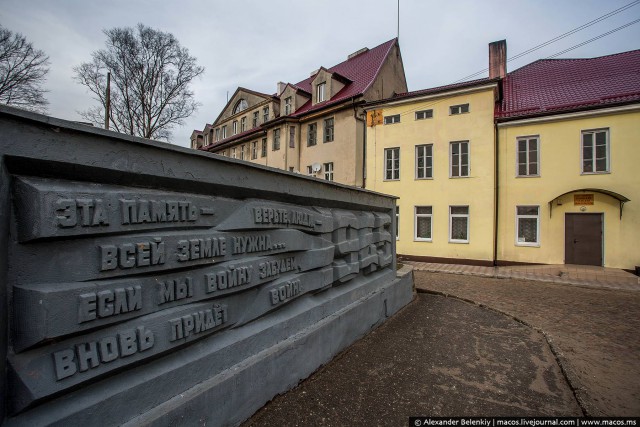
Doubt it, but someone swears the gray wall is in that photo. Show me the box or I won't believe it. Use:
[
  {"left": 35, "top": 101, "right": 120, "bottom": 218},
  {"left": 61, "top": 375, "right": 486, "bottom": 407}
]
[{"left": 0, "top": 105, "right": 412, "bottom": 426}]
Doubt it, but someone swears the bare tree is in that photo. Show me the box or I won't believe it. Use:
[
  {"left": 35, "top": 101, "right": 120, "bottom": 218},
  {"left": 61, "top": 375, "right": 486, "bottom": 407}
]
[
  {"left": 75, "top": 24, "right": 204, "bottom": 141},
  {"left": 0, "top": 25, "right": 49, "bottom": 113}
]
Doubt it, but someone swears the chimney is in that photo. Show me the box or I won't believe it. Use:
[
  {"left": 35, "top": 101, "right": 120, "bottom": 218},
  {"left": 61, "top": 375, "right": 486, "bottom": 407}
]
[
  {"left": 489, "top": 40, "right": 507, "bottom": 79},
  {"left": 277, "top": 82, "right": 286, "bottom": 96}
]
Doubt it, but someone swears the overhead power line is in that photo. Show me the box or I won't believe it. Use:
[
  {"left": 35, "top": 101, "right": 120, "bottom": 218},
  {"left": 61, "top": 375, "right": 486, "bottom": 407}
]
[{"left": 451, "top": 0, "right": 640, "bottom": 83}]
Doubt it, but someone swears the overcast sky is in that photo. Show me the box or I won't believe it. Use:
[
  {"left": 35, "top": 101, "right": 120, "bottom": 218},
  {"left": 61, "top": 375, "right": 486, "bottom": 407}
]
[{"left": 2, "top": 0, "right": 639, "bottom": 147}]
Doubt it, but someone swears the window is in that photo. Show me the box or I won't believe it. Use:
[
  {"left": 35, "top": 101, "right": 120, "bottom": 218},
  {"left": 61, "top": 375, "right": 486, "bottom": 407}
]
[
  {"left": 263, "top": 106, "right": 269, "bottom": 123},
  {"left": 307, "top": 165, "right": 314, "bottom": 176},
  {"left": 261, "top": 138, "right": 267, "bottom": 157},
  {"left": 324, "top": 118, "right": 334, "bottom": 142},
  {"left": 233, "top": 99, "right": 248, "bottom": 114},
  {"left": 582, "top": 129, "right": 609, "bottom": 173},
  {"left": 517, "top": 136, "right": 539, "bottom": 176},
  {"left": 324, "top": 162, "right": 333, "bottom": 181},
  {"left": 449, "top": 206, "right": 469, "bottom": 243},
  {"left": 450, "top": 104, "right": 469, "bottom": 115},
  {"left": 515, "top": 206, "right": 539, "bottom": 246},
  {"left": 221, "top": 150, "right": 226, "bottom": 157},
  {"left": 289, "top": 167, "right": 295, "bottom": 172},
  {"left": 273, "top": 129, "right": 280, "bottom": 151},
  {"left": 239, "top": 145, "right": 245, "bottom": 160},
  {"left": 450, "top": 141, "right": 469, "bottom": 177},
  {"left": 416, "top": 144, "right": 433, "bottom": 179},
  {"left": 240, "top": 117, "right": 246, "bottom": 132},
  {"left": 253, "top": 111, "right": 259, "bottom": 128},
  {"left": 215, "top": 128, "right": 220, "bottom": 141},
  {"left": 232, "top": 120, "right": 238, "bottom": 135},
  {"left": 289, "top": 126, "right": 295, "bottom": 148},
  {"left": 308, "top": 123, "right": 317, "bottom": 146},
  {"left": 251, "top": 141, "right": 257, "bottom": 160},
  {"left": 231, "top": 147, "right": 237, "bottom": 159},
  {"left": 415, "top": 206, "right": 432, "bottom": 241},
  {"left": 415, "top": 110, "right": 433, "bottom": 120},
  {"left": 221, "top": 126, "right": 227, "bottom": 139},
  {"left": 384, "top": 114, "right": 400, "bottom": 124},
  {"left": 284, "top": 97, "right": 292, "bottom": 115},
  {"left": 395, "top": 206, "right": 400, "bottom": 240},
  {"left": 384, "top": 147, "right": 400, "bottom": 180},
  {"left": 317, "top": 82, "right": 326, "bottom": 102}
]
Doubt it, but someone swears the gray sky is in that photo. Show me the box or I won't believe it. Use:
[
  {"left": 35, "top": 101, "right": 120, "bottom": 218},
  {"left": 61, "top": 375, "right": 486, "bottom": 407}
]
[{"left": 2, "top": 0, "right": 639, "bottom": 148}]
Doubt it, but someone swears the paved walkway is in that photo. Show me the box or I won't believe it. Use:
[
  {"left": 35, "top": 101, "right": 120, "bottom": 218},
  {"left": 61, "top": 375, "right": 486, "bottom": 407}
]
[
  {"left": 243, "top": 268, "right": 640, "bottom": 424},
  {"left": 404, "top": 261, "right": 640, "bottom": 291}
]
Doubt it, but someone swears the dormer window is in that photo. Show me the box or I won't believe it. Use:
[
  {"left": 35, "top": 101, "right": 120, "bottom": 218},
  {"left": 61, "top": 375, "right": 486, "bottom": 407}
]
[
  {"left": 284, "top": 97, "right": 292, "bottom": 115},
  {"left": 233, "top": 99, "right": 248, "bottom": 114},
  {"left": 317, "top": 82, "right": 326, "bottom": 102}
]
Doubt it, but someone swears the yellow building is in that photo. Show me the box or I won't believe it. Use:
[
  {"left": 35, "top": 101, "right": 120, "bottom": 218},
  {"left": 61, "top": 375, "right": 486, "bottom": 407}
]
[
  {"left": 365, "top": 42, "right": 640, "bottom": 271},
  {"left": 191, "top": 39, "right": 407, "bottom": 187},
  {"left": 364, "top": 78, "right": 500, "bottom": 264},
  {"left": 496, "top": 50, "right": 640, "bottom": 270}
]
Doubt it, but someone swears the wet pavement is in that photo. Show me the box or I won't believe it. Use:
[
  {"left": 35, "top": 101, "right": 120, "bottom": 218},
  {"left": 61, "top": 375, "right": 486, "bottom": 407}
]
[{"left": 243, "top": 266, "right": 640, "bottom": 425}]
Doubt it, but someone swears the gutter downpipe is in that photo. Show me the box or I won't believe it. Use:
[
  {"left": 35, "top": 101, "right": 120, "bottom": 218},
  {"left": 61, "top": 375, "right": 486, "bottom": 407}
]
[
  {"left": 493, "top": 121, "right": 499, "bottom": 267},
  {"left": 353, "top": 99, "right": 367, "bottom": 188}
]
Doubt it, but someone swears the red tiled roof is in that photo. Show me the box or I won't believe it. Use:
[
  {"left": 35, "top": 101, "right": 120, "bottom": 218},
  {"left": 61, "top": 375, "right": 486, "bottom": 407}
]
[
  {"left": 200, "top": 126, "right": 264, "bottom": 152},
  {"left": 498, "top": 50, "right": 640, "bottom": 120},
  {"left": 291, "top": 38, "right": 398, "bottom": 116}
]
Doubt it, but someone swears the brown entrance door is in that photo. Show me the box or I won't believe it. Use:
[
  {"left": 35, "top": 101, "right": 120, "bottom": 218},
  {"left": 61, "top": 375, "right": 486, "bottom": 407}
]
[{"left": 565, "top": 213, "right": 603, "bottom": 266}]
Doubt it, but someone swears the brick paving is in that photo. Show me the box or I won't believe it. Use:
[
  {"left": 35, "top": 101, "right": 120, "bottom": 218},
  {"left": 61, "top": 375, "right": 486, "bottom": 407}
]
[{"left": 414, "top": 271, "right": 640, "bottom": 416}]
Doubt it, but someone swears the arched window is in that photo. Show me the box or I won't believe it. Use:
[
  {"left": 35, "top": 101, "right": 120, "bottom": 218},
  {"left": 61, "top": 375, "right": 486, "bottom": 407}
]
[{"left": 233, "top": 99, "right": 248, "bottom": 114}]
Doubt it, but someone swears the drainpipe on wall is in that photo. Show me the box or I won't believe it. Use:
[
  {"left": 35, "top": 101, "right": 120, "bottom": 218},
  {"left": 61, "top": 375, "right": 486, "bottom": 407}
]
[
  {"left": 353, "top": 99, "right": 366, "bottom": 188},
  {"left": 493, "top": 122, "right": 499, "bottom": 267}
]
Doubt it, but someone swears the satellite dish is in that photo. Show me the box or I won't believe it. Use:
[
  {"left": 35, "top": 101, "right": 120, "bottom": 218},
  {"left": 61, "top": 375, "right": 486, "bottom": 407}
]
[{"left": 312, "top": 163, "right": 322, "bottom": 173}]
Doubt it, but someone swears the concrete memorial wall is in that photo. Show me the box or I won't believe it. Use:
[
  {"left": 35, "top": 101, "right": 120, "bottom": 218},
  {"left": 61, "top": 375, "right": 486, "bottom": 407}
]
[{"left": 0, "top": 106, "right": 414, "bottom": 426}]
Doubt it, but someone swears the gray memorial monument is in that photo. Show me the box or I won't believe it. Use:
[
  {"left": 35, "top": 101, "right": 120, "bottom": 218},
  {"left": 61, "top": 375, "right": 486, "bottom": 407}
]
[{"left": 0, "top": 105, "right": 414, "bottom": 426}]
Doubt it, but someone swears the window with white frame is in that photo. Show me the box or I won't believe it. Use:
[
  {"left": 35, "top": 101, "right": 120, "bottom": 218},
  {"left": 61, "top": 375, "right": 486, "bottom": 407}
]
[
  {"left": 395, "top": 206, "right": 400, "bottom": 240},
  {"left": 239, "top": 145, "right": 245, "bottom": 160},
  {"left": 273, "top": 129, "right": 280, "bottom": 151},
  {"left": 416, "top": 144, "right": 433, "bottom": 179},
  {"left": 517, "top": 136, "right": 539, "bottom": 176},
  {"left": 324, "top": 162, "right": 333, "bottom": 181},
  {"left": 450, "top": 141, "right": 469, "bottom": 177},
  {"left": 240, "top": 117, "right": 246, "bottom": 132},
  {"left": 306, "top": 165, "right": 314, "bottom": 176},
  {"left": 414, "top": 206, "right": 432, "bottom": 241},
  {"left": 324, "top": 118, "right": 334, "bottom": 142},
  {"left": 261, "top": 138, "right": 267, "bottom": 157},
  {"left": 233, "top": 99, "right": 248, "bottom": 114},
  {"left": 582, "top": 128, "right": 609, "bottom": 173},
  {"left": 515, "top": 206, "right": 539, "bottom": 246},
  {"left": 317, "top": 82, "right": 326, "bottom": 102},
  {"left": 221, "top": 126, "right": 227, "bottom": 139},
  {"left": 231, "top": 147, "right": 237, "bottom": 159},
  {"left": 215, "top": 128, "right": 220, "bottom": 141},
  {"left": 385, "top": 147, "right": 400, "bottom": 180},
  {"left": 253, "top": 111, "right": 259, "bottom": 128},
  {"left": 232, "top": 120, "right": 238, "bottom": 135},
  {"left": 449, "top": 103, "right": 469, "bottom": 115},
  {"left": 251, "top": 141, "right": 257, "bottom": 159},
  {"left": 449, "top": 206, "right": 469, "bottom": 243},
  {"left": 384, "top": 114, "right": 400, "bottom": 124},
  {"left": 263, "top": 106, "right": 269, "bottom": 123},
  {"left": 415, "top": 109, "right": 433, "bottom": 120},
  {"left": 284, "top": 97, "right": 292, "bottom": 115},
  {"left": 307, "top": 123, "right": 317, "bottom": 146}
]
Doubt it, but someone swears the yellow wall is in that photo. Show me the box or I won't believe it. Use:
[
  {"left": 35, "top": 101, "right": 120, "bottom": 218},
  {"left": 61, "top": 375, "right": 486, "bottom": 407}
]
[
  {"left": 497, "top": 107, "right": 640, "bottom": 269},
  {"left": 365, "top": 87, "right": 497, "bottom": 262}
]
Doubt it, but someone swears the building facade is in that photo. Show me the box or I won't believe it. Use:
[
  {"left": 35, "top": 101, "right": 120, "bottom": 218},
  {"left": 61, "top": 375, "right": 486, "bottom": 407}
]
[
  {"left": 192, "top": 39, "right": 408, "bottom": 187},
  {"left": 365, "top": 42, "right": 640, "bottom": 270}
]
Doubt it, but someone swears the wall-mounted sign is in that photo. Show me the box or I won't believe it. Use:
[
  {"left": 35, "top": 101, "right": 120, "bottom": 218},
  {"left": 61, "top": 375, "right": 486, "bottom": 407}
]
[{"left": 574, "top": 194, "right": 594, "bottom": 205}]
